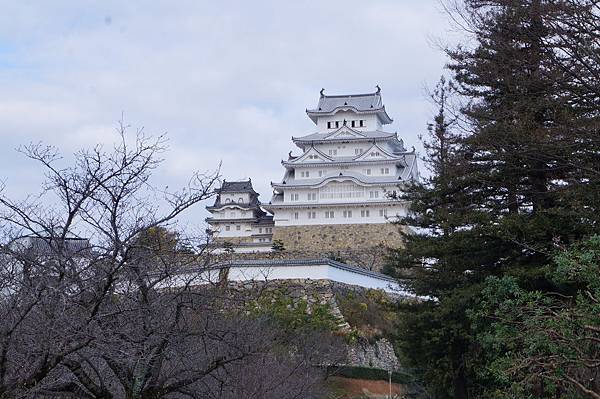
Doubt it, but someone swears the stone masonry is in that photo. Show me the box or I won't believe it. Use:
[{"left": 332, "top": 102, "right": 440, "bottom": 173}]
[
  {"left": 221, "top": 278, "right": 402, "bottom": 371},
  {"left": 272, "top": 223, "right": 406, "bottom": 252}
]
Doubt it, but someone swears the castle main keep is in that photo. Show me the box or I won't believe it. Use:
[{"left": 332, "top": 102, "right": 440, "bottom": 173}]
[{"left": 206, "top": 87, "right": 419, "bottom": 263}]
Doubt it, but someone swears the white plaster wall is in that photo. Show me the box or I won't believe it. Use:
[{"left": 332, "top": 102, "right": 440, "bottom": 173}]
[
  {"left": 280, "top": 183, "right": 404, "bottom": 206},
  {"left": 211, "top": 222, "right": 254, "bottom": 237},
  {"left": 316, "top": 112, "right": 380, "bottom": 132},
  {"left": 220, "top": 193, "right": 250, "bottom": 204},
  {"left": 212, "top": 208, "right": 255, "bottom": 219},
  {"left": 292, "top": 164, "right": 399, "bottom": 180},
  {"left": 161, "top": 263, "right": 403, "bottom": 294},
  {"left": 274, "top": 204, "right": 407, "bottom": 226}
]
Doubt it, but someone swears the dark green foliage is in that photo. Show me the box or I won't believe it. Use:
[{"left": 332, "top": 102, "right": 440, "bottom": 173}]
[
  {"left": 247, "top": 294, "right": 341, "bottom": 333},
  {"left": 472, "top": 236, "right": 600, "bottom": 398},
  {"left": 335, "top": 289, "right": 398, "bottom": 342},
  {"left": 271, "top": 239, "right": 285, "bottom": 252},
  {"left": 387, "top": 1, "right": 600, "bottom": 397}
]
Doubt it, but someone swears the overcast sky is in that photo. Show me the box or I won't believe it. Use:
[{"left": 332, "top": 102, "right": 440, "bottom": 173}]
[{"left": 0, "top": 1, "right": 458, "bottom": 228}]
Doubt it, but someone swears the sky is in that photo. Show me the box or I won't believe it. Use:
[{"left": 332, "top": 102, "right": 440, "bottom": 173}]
[{"left": 0, "top": 0, "right": 459, "bottom": 228}]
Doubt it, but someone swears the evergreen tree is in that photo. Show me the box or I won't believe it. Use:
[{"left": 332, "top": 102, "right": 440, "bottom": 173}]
[
  {"left": 389, "top": 1, "right": 599, "bottom": 397},
  {"left": 389, "top": 77, "right": 480, "bottom": 399}
]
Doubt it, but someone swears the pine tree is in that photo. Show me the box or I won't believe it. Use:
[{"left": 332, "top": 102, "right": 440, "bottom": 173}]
[
  {"left": 389, "top": 77, "right": 480, "bottom": 399},
  {"left": 389, "top": 1, "right": 600, "bottom": 397}
]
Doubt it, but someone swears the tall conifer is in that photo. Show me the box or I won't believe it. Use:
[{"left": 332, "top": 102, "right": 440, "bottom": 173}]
[{"left": 389, "top": 1, "right": 599, "bottom": 397}]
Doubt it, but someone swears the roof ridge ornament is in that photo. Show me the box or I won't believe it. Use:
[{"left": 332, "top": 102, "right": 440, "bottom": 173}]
[
  {"left": 320, "top": 88, "right": 325, "bottom": 98},
  {"left": 376, "top": 85, "right": 381, "bottom": 94}
]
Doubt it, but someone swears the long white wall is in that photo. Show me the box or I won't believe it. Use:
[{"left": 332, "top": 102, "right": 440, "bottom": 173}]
[{"left": 159, "top": 263, "right": 405, "bottom": 294}]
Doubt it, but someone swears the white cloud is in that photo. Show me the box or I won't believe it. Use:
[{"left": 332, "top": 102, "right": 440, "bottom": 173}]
[{"left": 0, "top": 0, "right": 457, "bottom": 227}]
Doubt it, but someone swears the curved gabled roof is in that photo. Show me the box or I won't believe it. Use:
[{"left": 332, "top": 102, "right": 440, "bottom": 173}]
[
  {"left": 216, "top": 179, "right": 257, "bottom": 194},
  {"left": 306, "top": 87, "right": 393, "bottom": 124},
  {"left": 271, "top": 171, "right": 406, "bottom": 189},
  {"left": 292, "top": 130, "right": 397, "bottom": 145}
]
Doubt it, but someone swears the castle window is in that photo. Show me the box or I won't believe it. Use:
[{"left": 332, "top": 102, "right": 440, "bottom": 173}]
[
  {"left": 361, "top": 210, "right": 370, "bottom": 217},
  {"left": 343, "top": 210, "right": 352, "bottom": 218},
  {"left": 325, "top": 211, "right": 335, "bottom": 219},
  {"left": 369, "top": 191, "right": 379, "bottom": 199},
  {"left": 289, "top": 193, "right": 299, "bottom": 201},
  {"left": 266, "top": 227, "right": 272, "bottom": 233},
  {"left": 307, "top": 211, "right": 316, "bottom": 219},
  {"left": 307, "top": 193, "right": 316, "bottom": 201},
  {"left": 259, "top": 227, "right": 263, "bottom": 233},
  {"left": 380, "top": 168, "right": 389, "bottom": 175},
  {"left": 379, "top": 209, "right": 387, "bottom": 217},
  {"left": 328, "top": 149, "right": 337, "bottom": 156},
  {"left": 319, "top": 182, "right": 364, "bottom": 200},
  {"left": 366, "top": 169, "right": 371, "bottom": 175},
  {"left": 318, "top": 170, "right": 323, "bottom": 177},
  {"left": 360, "top": 120, "right": 365, "bottom": 127},
  {"left": 335, "top": 121, "right": 340, "bottom": 128},
  {"left": 327, "top": 121, "right": 332, "bottom": 129},
  {"left": 225, "top": 225, "right": 230, "bottom": 231},
  {"left": 236, "top": 225, "right": 241, "bottom": 231},
  {"left": 351, "top": 120, "right": 356, "bottom": 128},
  {"left": 294, "top": 212, "right": 299, "bottom": 220}
]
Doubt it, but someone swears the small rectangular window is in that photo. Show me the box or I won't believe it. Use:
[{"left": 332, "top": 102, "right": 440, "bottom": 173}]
[
  {"left": 318, "top": 170, "right": 323, "bottom": 177},
  {"left": 351, "top": 120, "right": 356, "bottom": 127},
  {"left": 236, "top": 225, "right": 241, "bottom": 231},
  {"left": 366, "top": 169, "right": 371, "bottom": 175},
  {"left": 360, "top": 120, "right": 365, "bottom": 127},
  {"left": 335, "top": 121, "right": 340, "bottom": 128},
  {"left": 225, "top": 225, "right": 230, "bottom": 231},
  {"left": 327, "top": 121, "right": 332, "bottom": 129},
  {"left": 294, "top": 212, "right": 299, "bottom": 220}
]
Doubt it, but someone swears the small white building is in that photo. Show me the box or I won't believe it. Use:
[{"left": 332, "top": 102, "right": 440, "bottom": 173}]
[
  {"left": 206, "top": 180, "right": 275, "bottom": 253},
  {"left": 263, "top": 87, "right": 418, "bottom": 227}
]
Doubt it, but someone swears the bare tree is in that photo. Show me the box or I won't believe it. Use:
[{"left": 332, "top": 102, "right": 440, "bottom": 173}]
[{"left": 0, "top": 122, "right": 340, "bottom": 399}]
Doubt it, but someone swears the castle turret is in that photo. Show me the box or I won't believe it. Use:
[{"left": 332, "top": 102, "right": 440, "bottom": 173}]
[{"left": 206, "top": 180, "right": 274, "bottom": 252}]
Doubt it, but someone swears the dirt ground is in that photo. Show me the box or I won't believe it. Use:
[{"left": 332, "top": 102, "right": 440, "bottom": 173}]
[{"left": 327, "top": 376, "right": 408, "bottom": 398}]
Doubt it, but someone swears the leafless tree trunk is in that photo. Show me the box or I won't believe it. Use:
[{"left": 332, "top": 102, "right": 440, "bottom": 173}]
[{"left": 0, "top": 121, "right": 341, "bottom": 399}]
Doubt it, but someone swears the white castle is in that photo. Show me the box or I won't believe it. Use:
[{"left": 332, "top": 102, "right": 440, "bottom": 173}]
[{"left": 206, "top": 87, "right": 418, "bottom": 254}]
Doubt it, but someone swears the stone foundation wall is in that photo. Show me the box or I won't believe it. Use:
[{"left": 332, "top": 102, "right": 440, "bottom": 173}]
[
  {"left": 220, "top": 279, "right": 401, "bottom": 370},
  {"left": 272, "top": 223, "right": 406, "bottom": 252}
]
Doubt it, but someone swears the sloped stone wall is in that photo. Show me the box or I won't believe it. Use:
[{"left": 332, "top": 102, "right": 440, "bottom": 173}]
[
  {"left": 209, "top": 223, "right": 407, "bottom": 271},
  {"left": 219, "top": 279, "right": 402, "bottom": 370},
  {"left": 347, "top": 338, "right": 400, "bottom": 371},
  {"left": 272, "top": 223, "right": 406, "bottom": 252}
]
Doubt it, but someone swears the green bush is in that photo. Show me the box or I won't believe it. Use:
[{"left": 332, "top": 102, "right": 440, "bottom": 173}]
[{"left": 247, "top": 294, "right": 341, "bottom": 333}]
